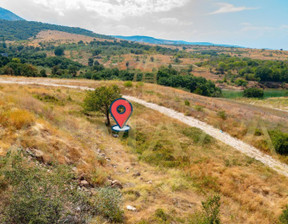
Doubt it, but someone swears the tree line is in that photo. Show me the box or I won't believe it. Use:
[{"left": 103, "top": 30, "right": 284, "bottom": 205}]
[{"left": 197, "top": 55, "right": 288, "bottom": 83}]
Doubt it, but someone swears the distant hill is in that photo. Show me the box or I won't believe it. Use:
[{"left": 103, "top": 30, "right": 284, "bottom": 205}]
[
  {"left": 0, "top": 7, "right": 24, "bottom": 21},
  {"left": 0, "top": 20, "right": 112, "bottom": 40},
  {"left": 113, "top": 35, "right": 241, "bottom": 48}
]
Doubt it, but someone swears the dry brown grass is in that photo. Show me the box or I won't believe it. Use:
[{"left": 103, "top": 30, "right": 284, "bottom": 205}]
[
  {"left": 27, "top": 30, "right": 114, "bottom": 47},
  {"left": 0, "top": 78, "right": 287, "bottom": 223}
]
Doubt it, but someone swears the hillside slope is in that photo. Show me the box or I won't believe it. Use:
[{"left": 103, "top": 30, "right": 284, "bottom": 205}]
[
  {"left": 0, "top": 19, "right": 111, "bottom": 40},
  {"left": 0, "top": 7, "right": 24, "bottom": 21},
  {"left": 113, "top": 35, "right": 241, "bottom": 47},
  {"left": 0, "top": 79, "right": 287, "bottom": 223},
  {"left": 0, "top": 76, "right": 287, "bottom": 177}
]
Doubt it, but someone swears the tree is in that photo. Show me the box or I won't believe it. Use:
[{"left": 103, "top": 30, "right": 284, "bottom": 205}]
[
  {"left": 2, "top": 37, "right": 6, "bottom": 48},
  {"left": 83, "top": 85, "right": 121, "bottom": 126},
  {"left": 217, "top": 62, "right": 227, "bottom": 74},
  {"left": 68, "top": 65, "right": 78, "bottom": 77},
  {"left": 54, "top": 47, "right": 65, "bottom": 56},
  {"left": 92, "top": 49, "right": 101, "bottom": 56},
  {"left": 40, "top": 69, "right": 47, "bottom": 77},
  {"left": 88, "top": 58, "right": 94, "bottom": 67},
  {"left": 52, "top": 66, "right": 60, "bottom": 75}
]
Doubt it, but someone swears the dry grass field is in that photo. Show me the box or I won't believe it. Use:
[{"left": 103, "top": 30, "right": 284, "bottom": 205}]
[
  {"left": 0, "top": 82, "right": 287, "bottom": 223},
  {"left": 2, "top": 76, "right": 285, "bottom": 161},
  {"left": 28, "top": 30, "right": 115, "bottom": 46}
]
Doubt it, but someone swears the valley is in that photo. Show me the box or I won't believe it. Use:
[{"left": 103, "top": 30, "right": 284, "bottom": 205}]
[{"left": 0, "top": 5, "right": 287, "bottom": 224}]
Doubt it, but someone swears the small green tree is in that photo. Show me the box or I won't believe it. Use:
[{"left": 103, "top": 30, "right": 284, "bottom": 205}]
[
  {"left": 2, "top": 37, "right": 6, "bottom": 48},
  {"left": 40, "top": 69, "right": 47, "bottom": 77},
  {"left": 54, "top": 47, "right": 65, "bottom": 56},
  {"left": 88, "top": 58, "right": 94, "bottom": 67},
  {"left": 68, "top": 65, "right": 78, "bottom": 77},
  {"left": 83, "top": 85, "right": 121, "bottom": 126},
  {"left": 188, "top": 65, "right": 193, "bottom": 72}
]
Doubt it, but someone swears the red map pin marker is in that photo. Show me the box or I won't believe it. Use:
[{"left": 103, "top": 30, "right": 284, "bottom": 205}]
[{"left": 110, "top": 98, "right": 133, "bottom": 129}]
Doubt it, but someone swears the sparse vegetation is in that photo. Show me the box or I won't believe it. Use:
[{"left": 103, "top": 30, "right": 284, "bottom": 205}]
[
  {"left": 94, "top": 187, "right": 124, "bottom": 222},
  {"left": 0, "top": 150, "right": 123, "bottom": 223}
]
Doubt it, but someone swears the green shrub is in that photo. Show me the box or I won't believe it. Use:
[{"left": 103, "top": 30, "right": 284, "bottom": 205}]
[
  {"left": 269, "top": 130, "right": 288, "bottom": 155},
  {"left": 243, "top": 88, "right": 264, "bottom": 98},
  {"left": 0, "top": 150, "right": 90, "bottom": 224},
  {"left": 140, "top": 140, "right": 180, "bottom": 168},
  {"left": 235, "top": 79, "right": 248, "bottom": 87},
  {"left": 136, "top": 82, "right": 144, "bottom": 88},
  {"left": 279, "top": 205, "right": 288, "bottom": 224},
  {"left": 182, "top": 127, "right": 213, "bottom": 145},
  {"left": 189, "top": 196, "right": 221, "bottom": 224},
  {"left": 152, "top": 208, "right": 173, "bottom": 223},
  {"left": 217, "top": 111, "right": 227, "bottom": 120},
  {"left": 185, "top": 100, "right": 190, "bottom": 106},
  {"left": 34, "top": 93, "right": 62, "bottom": 105},
  {"left": 195, "top": 105, "right": 204, "bottom": 112},
  {"left": 254, "top": 129, "right": 263, "bottom": 136},
  {"left": 124, "top": 81, "right": 133, "bottom": 87},
  {"left": 94, "top": 187, "right": 124, "bottom": 222},
  {"left": 202, "top": 195, "right": 221, "bottom": 223}
]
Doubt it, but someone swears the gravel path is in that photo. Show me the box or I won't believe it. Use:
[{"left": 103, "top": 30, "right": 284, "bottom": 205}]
[{"left": 1, "top": 78, "right": 288, "bottom": 177}]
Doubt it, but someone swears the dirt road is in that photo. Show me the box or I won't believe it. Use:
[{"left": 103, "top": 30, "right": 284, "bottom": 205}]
[{"left": 1, "top": 78, "right": 288, "bottom": 177}]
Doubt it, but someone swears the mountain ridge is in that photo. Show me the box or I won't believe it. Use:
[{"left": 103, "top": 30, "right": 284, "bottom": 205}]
[
  {"left": 113, "top": 35, "right": 242, "bottom": 48},
  {"left": 0, "top": 7, "right": 24, "bottom": 21},
  {"left": 0, "top": 7, "right": 241, "bottom": 48}
]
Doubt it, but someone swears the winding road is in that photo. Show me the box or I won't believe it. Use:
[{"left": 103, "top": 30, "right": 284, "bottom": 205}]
[{"left": 1, "top": 78, "right": 288, "bottom": 177}]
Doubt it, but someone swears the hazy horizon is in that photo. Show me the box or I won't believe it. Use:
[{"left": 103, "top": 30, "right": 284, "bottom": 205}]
[{"left": 0, "top": 0, "right": 287, "bottom": 50}]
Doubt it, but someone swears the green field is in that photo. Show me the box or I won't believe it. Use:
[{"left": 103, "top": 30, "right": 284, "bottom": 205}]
[{"left": 222, "top": 89, "right": 288, "bottom": 99}]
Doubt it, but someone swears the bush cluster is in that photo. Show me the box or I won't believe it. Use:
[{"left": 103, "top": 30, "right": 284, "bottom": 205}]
[
  {"left": 0, "top": 150, "right": 124, "bottom": 223},
  {"left": 243, "top": 88, "right": 264, "bottom": 98}
]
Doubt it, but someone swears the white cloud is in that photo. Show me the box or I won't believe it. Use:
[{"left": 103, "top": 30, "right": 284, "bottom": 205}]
[
  {"left": 159, "top": 17, "right": 192, "bottom": 26},
  {"left": 210, "top": 3, "right": 256, "bottom": 15},
  {"left": 33, "top": 0, "right": 188, "bottom": 20},
  {"left": 240, "top": 23, "right": 275, "bottom": 32}
]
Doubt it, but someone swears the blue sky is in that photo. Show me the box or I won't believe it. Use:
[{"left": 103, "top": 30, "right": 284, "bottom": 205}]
[{"left": 1, "top": 0, "right": 288, "bottom": 49}]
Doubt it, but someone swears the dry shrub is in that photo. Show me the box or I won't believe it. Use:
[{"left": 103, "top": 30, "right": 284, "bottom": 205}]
[
  {"left": 77, "top": 165, "right": 108, "bottom": 186},
  {"left": 6, "top": 110, "right": 35, "bottom": 129}
]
